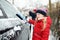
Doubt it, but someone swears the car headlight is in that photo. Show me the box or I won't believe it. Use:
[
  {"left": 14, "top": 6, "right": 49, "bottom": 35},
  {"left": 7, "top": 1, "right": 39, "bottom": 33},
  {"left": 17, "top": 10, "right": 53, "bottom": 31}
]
[{"left": 13, "top": 25, "right": 21, "bottom": 31}]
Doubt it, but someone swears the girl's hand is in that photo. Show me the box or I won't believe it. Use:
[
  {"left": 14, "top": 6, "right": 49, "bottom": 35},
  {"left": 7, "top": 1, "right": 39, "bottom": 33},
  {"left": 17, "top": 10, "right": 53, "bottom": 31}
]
[{"left": 26, "top": 16, "right": 32, "bottom": 21}]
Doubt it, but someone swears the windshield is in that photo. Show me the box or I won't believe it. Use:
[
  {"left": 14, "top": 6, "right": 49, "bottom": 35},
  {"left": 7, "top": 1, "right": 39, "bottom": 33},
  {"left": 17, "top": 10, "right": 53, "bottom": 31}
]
[{"left": 0, "top": 0, "right": 20, "bottom": 18}]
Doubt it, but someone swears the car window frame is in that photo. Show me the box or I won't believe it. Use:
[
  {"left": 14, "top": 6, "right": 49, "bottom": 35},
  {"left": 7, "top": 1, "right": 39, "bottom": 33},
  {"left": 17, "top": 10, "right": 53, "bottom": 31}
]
[{"left": 0, "top": 4, "right": 8, "bottom": 18}]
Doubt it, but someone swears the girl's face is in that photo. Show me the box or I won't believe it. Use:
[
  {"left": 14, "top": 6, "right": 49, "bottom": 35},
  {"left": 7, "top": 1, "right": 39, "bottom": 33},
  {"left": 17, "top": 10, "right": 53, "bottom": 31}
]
[{"left": 36, "top": 13, "right": 44, "bottom": 20}]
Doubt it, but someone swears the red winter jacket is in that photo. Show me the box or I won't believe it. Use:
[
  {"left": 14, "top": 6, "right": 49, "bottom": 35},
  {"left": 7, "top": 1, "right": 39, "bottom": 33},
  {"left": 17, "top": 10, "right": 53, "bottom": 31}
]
[{"left": 29, "top": 16, "right": 52, "bottom": 40}]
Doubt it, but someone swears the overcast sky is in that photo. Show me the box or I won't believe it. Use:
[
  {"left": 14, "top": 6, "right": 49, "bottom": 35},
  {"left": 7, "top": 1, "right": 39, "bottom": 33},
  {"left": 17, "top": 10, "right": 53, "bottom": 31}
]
[
  {"left": 7, "top": 0, "right": 58, "bottom": 9},
  {"left": 14, "top": 0, "right": 58, "bottom": 5}
]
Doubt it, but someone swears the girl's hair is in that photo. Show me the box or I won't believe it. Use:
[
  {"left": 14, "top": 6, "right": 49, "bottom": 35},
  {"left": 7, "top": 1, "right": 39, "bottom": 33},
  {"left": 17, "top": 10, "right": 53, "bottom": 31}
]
[{"left": 41, "top": 17, "right": 47, "bottom": 31}]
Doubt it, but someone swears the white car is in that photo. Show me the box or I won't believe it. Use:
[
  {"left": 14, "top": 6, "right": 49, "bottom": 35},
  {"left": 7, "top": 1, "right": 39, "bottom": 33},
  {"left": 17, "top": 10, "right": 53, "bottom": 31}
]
[{"left": 0, "top": 0, "right": 30, "bottom": 40}]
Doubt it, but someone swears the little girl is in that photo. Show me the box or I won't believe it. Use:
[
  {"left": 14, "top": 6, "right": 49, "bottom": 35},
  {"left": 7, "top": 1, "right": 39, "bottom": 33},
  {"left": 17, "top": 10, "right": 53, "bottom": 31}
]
[{"left": 28, "top": 8, "right": 52, "bottom": 40}]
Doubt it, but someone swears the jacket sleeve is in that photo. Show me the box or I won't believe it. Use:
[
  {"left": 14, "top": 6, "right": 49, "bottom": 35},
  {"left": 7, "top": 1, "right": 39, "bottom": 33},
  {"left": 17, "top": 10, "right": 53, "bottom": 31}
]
[{"left": 28, "top": 19, "right": 35, "bottom": 25}]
